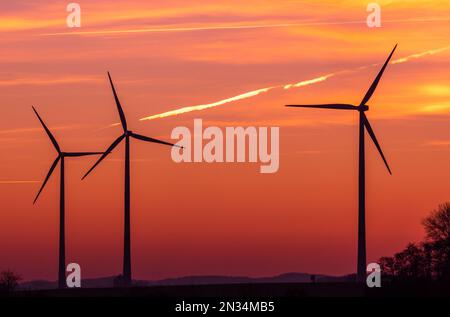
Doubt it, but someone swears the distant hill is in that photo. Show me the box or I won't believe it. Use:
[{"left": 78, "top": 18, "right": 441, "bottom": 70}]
[{"left": 19, "top": 272, "right": 355, "bottom": 290}]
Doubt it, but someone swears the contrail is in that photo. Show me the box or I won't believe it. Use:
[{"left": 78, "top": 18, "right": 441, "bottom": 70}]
[
  {"left": 139, "top": 47, "right": 449, "bottom": 122},
  {"left": 41, "top": 17, "right": 449, "bottom": 36},
  {"left": 283, "top": 73, "right": 336, "bottom": 90},
  {"left": 392, "top": 46, "right": 450, "bottom": 64},
  {"left": 140, "top": 86, "right": 278, "bottom": 121}
]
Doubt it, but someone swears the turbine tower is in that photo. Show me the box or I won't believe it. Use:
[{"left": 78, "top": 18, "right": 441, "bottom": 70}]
[
  {"left": 286, "top": 45, "right": 397, "bottom": 283},
  {"left": 82, "top": 72, "right": 179, "bottom": 287},
  {"left": 32, "top": 106, "right": 102, "bottom": 289}
]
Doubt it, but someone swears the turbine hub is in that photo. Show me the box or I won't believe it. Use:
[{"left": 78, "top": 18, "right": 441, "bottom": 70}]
[{"left": 361, "top": 105, "right": 369, "bottom": 111}]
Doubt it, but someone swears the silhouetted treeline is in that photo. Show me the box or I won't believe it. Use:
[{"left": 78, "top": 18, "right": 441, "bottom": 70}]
[
  {"left": 0, "top": 270, "right": 21, "bottom": 295},
  {"left": 380, "top": 202, "right": 450, "bottom": 283}
]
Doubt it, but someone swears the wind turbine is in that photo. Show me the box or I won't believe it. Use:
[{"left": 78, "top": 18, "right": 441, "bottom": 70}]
[
  {"left": 286, "top": 45, "right": 397, "bottom": 283},
  {"left": 32, "top": 106, "right": 102, "bottom": 289},
  {"left": 82, "top": 72, "right": 179, "bottom": 287}
]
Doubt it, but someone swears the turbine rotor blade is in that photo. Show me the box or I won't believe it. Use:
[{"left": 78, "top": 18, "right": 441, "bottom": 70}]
[
  {"left": 131, "top": 132, "right": 181, "bottom": 148},
  {"left": 65, "top": 152, "right": 104, "bottom": 157},
  {"left": 32, "top": 106, "right": 60, "bottom": 153},
  {"left": 286, "top": 104, "right": 358, "bottom": 110},
  {"left": 82, "top": 134, "right": 125, "bottom": 180},
  {"left": 360, "top": 44, "right": 397, "bottom": 106},
  {"left": 363, "top": 113, "right": 392, "bottom": 175},
  {"left": 107, "top": 72, "right": 127, "bottom": 132},
  {"left": 34, "top": 156, "right": 60, "bottom": 204}
]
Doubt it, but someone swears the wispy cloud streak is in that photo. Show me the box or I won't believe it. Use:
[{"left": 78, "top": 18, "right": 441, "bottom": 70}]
[
  {"left": 0, "top": 180, "right": 39, "bottom": 184},
  {"left": 0, "top": 76, "right": 100, "bottom": 86},
  {"left": 41, "top": 17, "right": 450, "bottom": 36}
]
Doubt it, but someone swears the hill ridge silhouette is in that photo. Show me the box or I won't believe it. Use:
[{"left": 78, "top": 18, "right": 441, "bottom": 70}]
[{"left": 19, "top": 272, "right": 355, "bottom": 290}]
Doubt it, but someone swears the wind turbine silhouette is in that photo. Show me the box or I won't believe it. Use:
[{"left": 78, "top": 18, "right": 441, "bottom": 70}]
[
  {"left": 32, "top": 106, "right": 102, "bottom": 289},
  {"left": 82, "top": 72, "right": 179, "bottom": 287},
  {"left": 286, "top": 44, "right": 397, "bottom": 283}
]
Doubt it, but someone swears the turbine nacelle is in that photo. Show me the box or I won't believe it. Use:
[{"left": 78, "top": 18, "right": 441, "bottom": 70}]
[
  {"left": 360, "top": 105, "right": 369, "bottom": 111},
  {"left": 32, "top": 107, "right": 103, "bottom": 204},
  {"left": 285, "top": 44, "right": 397, "bottom": 176},
  {"left": 82, "top": 72, "right": 180, "bottom": 181}
]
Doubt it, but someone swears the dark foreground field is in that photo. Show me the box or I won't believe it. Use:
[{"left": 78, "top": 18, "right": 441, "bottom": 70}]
[
  {"left": 8, "top": 281, "right": 450, "bottom": 298},
  {"left": 2, "top": 282, "right": 448, "bottom": 315}
]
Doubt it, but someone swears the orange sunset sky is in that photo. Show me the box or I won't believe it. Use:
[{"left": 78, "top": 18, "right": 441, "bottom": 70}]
[{"left": 0, "top": 1, "right": 449, "bottom": 281}]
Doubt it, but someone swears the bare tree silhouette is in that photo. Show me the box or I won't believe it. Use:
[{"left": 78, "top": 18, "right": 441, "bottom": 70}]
[
  {"left": 380, "top": 202, "right": 450, "bottom": 282},
  {"left": 0, "top": 270, "right": 22, "bottom": 293},
  {"left": 423, "top": 202, "right": 450, "bottom": 280}
]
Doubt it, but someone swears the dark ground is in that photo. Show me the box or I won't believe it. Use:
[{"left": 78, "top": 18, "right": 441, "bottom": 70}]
[
  {"left": 7, "top": 281, "right": 450, "bottom": 297},
  {"left": 1, "top": 282, "right": 449, "bottom": 315}
]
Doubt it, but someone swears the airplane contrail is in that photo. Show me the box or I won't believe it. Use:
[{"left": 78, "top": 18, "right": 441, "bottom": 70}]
[
  {"left": 41, "top": 17, "right": 449, "bottom": 36},
  {"left": 392, "top": 46, "right": 450, "bottom": 64},
  {"left": 139, "top": 47, "right": 449, "bottom": 122},
  {"left": 283, "top": 73, "right": 336, "bottom": 90},
  {"left": 139, "top": 74, "right": 338, "bottom": 121},
  {"left": 140, "top": 86, "right": 278, "bottom": 121}
]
